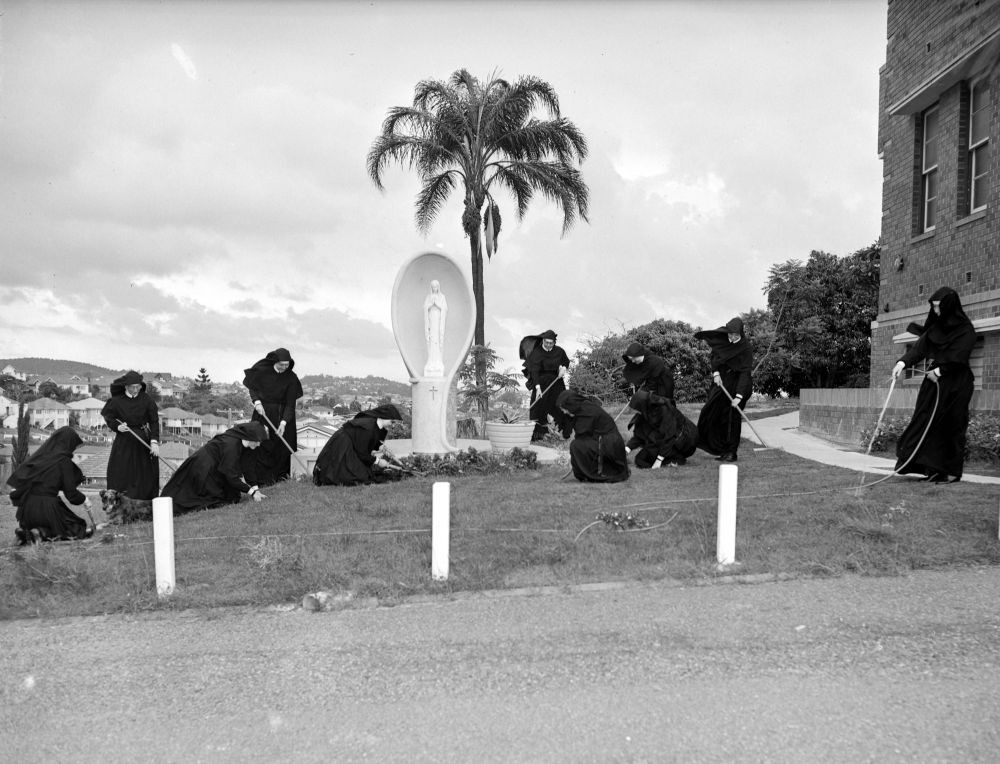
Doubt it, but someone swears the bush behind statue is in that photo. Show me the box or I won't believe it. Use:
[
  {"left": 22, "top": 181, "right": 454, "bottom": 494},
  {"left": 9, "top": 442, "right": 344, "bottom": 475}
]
[{"left": 571, "top": 319, "right": 712, "bottom": 403}]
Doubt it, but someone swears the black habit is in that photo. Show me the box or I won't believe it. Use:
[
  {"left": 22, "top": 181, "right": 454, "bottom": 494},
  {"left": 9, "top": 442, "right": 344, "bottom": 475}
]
[
  {"left": 312, "top": 406, "right": 402, "bottom": 487},
  {"left": 622, "top": 342, "right": 676, "bottom": 401},
  {"left": 243, "top": 348, "right": 304, "bottom": 485},
  {"left": 557, "top": 390, "right": 630, "bottom": 483},
  {"left": 161, "top": 422, "right": 268, "bottom": 514},
  {"left": 101, "top": 371, "right": 160, "bottom": 500},
  {"left": 7, "top": 426, "right": 91, "bottom": 541},
  {"left": 695, "top": 318, "right": 753, "bottom": 459},
  {"left": 626, "top": 390, "right": 698, "bottom": 468},
  {"left": 894, "top": 287, "right": 977, "bottom": 481},
  {"left": 525, "top": 330, "right": 571, "bottom": 441}
]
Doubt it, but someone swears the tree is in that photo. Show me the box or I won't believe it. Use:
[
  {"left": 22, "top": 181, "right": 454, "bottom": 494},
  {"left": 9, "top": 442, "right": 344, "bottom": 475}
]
[
  {"left": 37, "top": 381, "right": 73, "bottom": 403},
  {"left": 572, "top": 319, "right": 713, "bottom": 404},
  {"left": 457, "top": 344, "right": 522, "bottom": 433},
  {"left": 11, "top": 400, "right": 30, "bottom": 470},
  {"left": 755, "top": 243, "right": 880, "bottom": 396},
  {"left": 193, "top": 368, "right": 213, "bottom": 392},
  {"left": 367, "top": 68, "right": 590, "bottom": 388}
]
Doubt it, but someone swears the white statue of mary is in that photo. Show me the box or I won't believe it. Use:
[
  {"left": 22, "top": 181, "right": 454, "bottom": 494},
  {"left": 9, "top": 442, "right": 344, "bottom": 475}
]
[{"left": 423, "top": 280, "right": 448, "bottom": 376}]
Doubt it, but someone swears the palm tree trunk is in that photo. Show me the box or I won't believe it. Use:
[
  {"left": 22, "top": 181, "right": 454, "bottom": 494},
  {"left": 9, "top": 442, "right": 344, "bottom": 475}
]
[{"left": 468, "top": 228, "right": 487, "bottom": 397}]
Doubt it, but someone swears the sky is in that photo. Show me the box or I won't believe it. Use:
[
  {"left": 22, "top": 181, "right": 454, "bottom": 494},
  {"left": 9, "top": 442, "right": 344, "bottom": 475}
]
[{"left": 0, "top": 0, "right": 887, "bottom": 385}]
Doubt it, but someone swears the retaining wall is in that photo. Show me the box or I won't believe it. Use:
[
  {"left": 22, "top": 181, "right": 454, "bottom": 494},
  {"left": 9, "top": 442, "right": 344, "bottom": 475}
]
[{"left": 800, "top": 387, "right": 1000, "bottom": 446}]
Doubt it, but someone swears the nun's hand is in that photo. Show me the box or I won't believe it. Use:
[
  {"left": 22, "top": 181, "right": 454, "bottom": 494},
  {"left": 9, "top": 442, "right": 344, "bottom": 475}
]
[
  {"left": 732, "top": 395, "right": 743, "bottom": 409},
  {"left": 117, "top": 423, "right": 130, "bottom": 433},
  {"left": 930, "top": 367, "right": 941, "bottom": 383},
  {"left": 149, "top": 442, "right": 160, "bottom": 457},
  {"left": 277, "top": 421, "right": 286, "bottom": 436},
  {"left": 892, "top": 361, "right": 905, "bottom": 379},
  {"left": 712, "top": 371, "right": 722, "bottom": 386},
  {"left": 254, "top": 401, "right": 265, "bottom": 415}
]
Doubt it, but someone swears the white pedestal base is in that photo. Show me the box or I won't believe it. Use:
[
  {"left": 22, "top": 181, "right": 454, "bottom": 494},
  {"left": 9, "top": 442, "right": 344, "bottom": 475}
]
[{"left": 410, "top": 376, "right": 458, "bottom": 455}]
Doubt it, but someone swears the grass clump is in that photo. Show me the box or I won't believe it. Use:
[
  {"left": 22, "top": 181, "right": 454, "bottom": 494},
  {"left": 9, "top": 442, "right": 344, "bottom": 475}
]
[{"left": 1, "top": 440, "right": 999, "bottom": 620}]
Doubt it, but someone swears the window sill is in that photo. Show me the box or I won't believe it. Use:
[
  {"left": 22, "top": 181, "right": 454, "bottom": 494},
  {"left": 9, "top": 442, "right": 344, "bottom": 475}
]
[
  {"left": 956, "top": 208, "right": 987, "bottom": 228},
  {"left": 909, "top": 229, "right": 935, "bottom": 244}
]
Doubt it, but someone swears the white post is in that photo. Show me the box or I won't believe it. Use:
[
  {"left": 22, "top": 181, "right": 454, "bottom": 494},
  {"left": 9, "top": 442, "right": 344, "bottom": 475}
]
[
  {"left": 431, "top": 481, "right": 450, "bottom": 580},
  {"left": 716, "top": 464, "right": 738, "bottom": 567},
  {"left": 152, "top": 496, "right": 176, "bottom": 597}
]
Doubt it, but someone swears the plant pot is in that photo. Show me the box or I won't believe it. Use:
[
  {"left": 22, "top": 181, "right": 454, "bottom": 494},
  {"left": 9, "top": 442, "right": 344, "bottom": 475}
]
[{"left": 485, "top": 420, "right": 535, "bottom": 451}]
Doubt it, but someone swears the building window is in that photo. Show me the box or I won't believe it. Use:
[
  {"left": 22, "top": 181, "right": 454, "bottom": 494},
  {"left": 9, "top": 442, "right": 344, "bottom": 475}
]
[
  {"left": 921, "top": 106, "right": 939, "bottom": 231},
  {"left": 969, "top": 79, "right": 990, "bottom": 213},
  {"left": 902, "top": 344, "right": 929, "bottom": 381}
]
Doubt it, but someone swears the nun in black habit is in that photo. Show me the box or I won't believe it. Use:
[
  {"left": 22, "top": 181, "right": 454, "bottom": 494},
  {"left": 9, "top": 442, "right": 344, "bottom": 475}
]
[
  {"left": 313, "top": 405, "right": 404, "bottom": 486},
  {"left": 7, "top": 426, "right": 93, "bottom": 544},
  {"left": 694, "top": 317, "right": 753, "bottom": 462},
  {"left": 621, "top": 342, "right": 675, "bottom": 401},
  {"left": 243, "top": 348, "right": 304, "bottom": 485},
  {"left": 161, "top": 422, "right": 269, "bottom": 514},
  {"left": 556, "top": 390, "right": 630, "bottom": 483},
  {"left": 100, "top": 370, "right": 160, "bottom": 501},
  {"left": 891, "top": 287, "right": 977, "bottom": 483},
  {"left": 525, "top": 329, "right": 571, "bottom": 441},
  {"left": 625, "top": 390, "right": 698, "bottom": 468}
]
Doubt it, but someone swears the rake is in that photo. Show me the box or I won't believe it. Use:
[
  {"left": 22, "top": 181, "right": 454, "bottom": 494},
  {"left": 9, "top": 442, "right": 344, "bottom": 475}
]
[{"left": 715, "top": 386, "right": 780, "bottom": 452}]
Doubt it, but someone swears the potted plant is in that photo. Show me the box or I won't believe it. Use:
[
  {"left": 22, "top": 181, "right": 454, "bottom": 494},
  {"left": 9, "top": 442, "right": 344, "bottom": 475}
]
[
  {"left": 459, "top": 345, "right": 534, "bottom": 449},
  {"left": 484, "top": 406, "right": 535, "bottom": 451}
]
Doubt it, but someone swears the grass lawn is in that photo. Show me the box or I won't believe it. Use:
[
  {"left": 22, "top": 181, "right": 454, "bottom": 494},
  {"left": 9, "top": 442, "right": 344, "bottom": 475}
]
[{"left": 2, "top": 425, "right": 998, "bottom": 620}]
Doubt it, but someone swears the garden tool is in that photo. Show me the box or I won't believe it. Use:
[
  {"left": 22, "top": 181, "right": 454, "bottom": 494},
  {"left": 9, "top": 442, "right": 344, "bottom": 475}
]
[
  {"left": 116, "top": 419, "right": 177, "bottom": 473},
  {"left": 256, "top": 410, "right": 310, "bottom": 475},
  {"left": 528, "top": 371, "right": 566, "bottom": 411},
  {"left": 378, "top": 449, "right": 426, "bottom": 477},
  {"left": 714, "top": 387, "right": 778, "bottom": 452}
]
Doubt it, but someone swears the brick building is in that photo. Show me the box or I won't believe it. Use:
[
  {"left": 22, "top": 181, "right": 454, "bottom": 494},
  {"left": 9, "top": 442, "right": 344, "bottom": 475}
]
[
  {"left": 873, "top": 0, "right": 1000, "bottom": 388},
  {"left": 802, "top": 0, "right": 1000, "bottom": 443}
]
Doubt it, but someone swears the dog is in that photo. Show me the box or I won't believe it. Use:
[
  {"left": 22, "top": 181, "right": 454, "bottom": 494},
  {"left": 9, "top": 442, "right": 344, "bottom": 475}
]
[{"left": 99, "top": 488, "right": 154, "bottom": 525}]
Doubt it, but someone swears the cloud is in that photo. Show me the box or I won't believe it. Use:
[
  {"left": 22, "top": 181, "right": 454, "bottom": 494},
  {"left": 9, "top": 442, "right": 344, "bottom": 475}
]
[{"left": 0, "top": 0, "right": 886, "bottom": 384}]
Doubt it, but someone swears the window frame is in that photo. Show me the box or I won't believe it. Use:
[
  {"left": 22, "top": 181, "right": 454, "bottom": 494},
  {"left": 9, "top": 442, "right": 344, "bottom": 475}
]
[
  {"left": 968, "top": 78, "right": 990, "bottom": 214},
  {"left": 921, "top": 105, "right": 939, "bottom": 232}
]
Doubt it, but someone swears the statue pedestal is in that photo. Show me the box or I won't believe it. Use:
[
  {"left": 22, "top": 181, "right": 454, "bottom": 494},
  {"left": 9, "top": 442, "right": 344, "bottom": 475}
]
[{"left": 410, "top": 377, "right": 458, "bottom": 454}]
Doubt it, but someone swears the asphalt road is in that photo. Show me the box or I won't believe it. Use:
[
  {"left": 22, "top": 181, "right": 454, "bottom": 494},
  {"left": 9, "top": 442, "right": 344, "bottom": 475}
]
[{"left": 2, "top": 569, "right": 999, "bottom": 763}]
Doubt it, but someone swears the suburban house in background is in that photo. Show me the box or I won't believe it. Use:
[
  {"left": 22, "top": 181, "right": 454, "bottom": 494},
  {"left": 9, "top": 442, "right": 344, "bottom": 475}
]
[
  {"left": 158, "top": 407, "right": 204, "bottom": 437},
  {"left": 67, "top": 397, "right": 106, "bottom": 429},
  {"left": 801, "top": 0, "right": 1000, "bottom": 442},
  {"left": 24, "top": 398, "right": 70, "bottom": 430}
]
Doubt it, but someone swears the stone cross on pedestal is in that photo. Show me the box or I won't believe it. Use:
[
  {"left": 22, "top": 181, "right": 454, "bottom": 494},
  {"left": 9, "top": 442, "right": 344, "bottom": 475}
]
[{"left": 391, "top": 252, "right": 475, "bottom": 455}]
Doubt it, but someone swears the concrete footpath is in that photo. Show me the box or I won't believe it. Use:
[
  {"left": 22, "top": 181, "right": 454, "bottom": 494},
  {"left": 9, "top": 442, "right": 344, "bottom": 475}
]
[{"left": 749, "top": 410, "right": 1000, "bottom": 485}]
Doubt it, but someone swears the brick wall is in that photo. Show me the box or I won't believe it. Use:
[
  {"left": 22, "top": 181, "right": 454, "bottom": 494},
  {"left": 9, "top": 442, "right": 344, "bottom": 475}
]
[
  {"left": 874, "top": 0, "right": 1000, "bottom": 387},
  {"left": 800, "top": 386, "right": 1000, "bottom": 445}
]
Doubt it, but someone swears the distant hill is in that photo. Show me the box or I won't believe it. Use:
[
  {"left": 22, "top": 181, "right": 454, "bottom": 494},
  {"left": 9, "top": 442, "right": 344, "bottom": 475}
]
[
  {"left": 299, "top": 374, "right": 410, "bottom": 397},
  {"left": 0, "top": 358, "right": 124, "bottom": 378}
]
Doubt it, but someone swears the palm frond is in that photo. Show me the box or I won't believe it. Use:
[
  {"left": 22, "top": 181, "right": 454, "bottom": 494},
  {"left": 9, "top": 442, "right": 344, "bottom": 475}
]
[
  {"left": 414, "top": 172, "right": 458, "bottom": 234},
  {"left": 500, "top": 161, "right": 589, "bottom": 233},
  {"left": 367, "top": 134, "right": 430, "bottom": 189}
]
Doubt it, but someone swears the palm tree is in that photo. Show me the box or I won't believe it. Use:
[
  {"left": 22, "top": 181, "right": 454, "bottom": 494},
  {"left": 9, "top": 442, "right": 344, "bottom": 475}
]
[{"left": 367, "top": 69, "right": 590, "bottom": 383}]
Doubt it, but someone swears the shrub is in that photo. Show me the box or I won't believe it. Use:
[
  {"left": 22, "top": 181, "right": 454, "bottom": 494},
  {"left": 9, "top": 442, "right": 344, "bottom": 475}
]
[
  {"left": 966, "top": 414, "right": 1000, "bottom": 463},
  {"left": 399, "top": 447, "right": 538, "bottom": 477},
  {"left": 860, "top": 412, "right": 1000, "bottom": 464}
]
